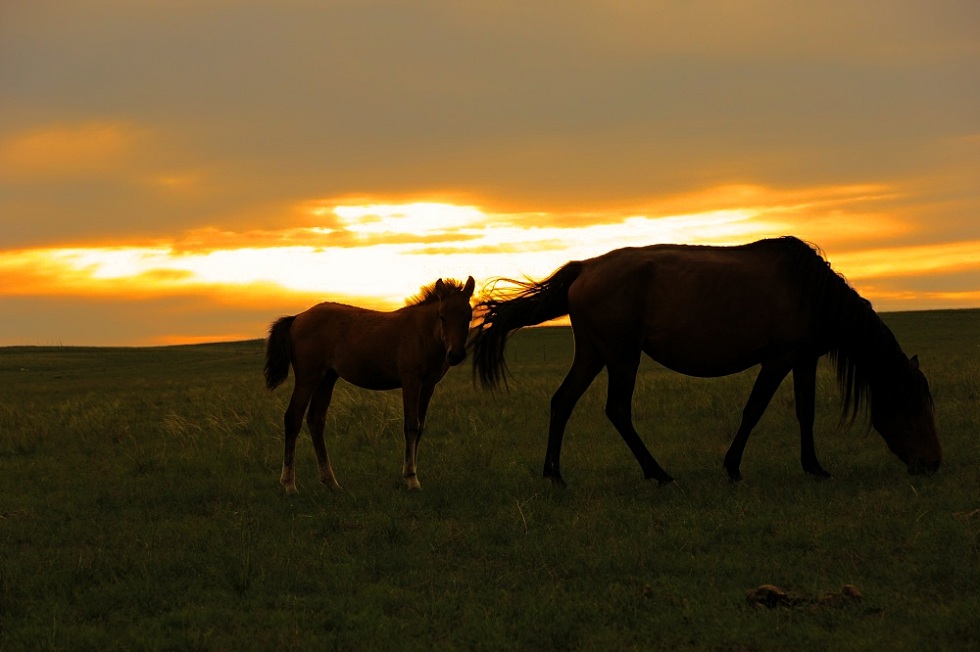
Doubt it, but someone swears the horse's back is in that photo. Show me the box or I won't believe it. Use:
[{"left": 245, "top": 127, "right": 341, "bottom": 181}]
[
  {"left": 289, "top": 302, "right": 404, "bottom": 389},
  {"left": 569, "top": 241, "right": 816, "bottom": 376}
]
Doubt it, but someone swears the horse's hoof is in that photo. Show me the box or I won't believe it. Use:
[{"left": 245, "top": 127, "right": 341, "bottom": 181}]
[
  {"left": 547, "top": 474, "right": 567, "bottom": 489},
  {"left": 645, "top": 468, "right": 673, "bottom": 485},
  {"left": 804, "top": 466, "right": 832, "bottom": 479}
]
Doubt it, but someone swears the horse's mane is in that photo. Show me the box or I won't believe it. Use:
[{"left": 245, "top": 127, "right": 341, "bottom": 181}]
[
  {"left": 407, "top": 278, "right": 469, "bottom": 306},
  {"left": 753, "top": 237, "right": 908, "bottom": 425}
]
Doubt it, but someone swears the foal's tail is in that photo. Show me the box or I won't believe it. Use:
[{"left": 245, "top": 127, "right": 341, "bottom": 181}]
[
  {"left": 472, "top": 261, "right": 584, "bottom": 389},
  {"left": 264, "top": 316, "right": 295, "bottom": 390}
]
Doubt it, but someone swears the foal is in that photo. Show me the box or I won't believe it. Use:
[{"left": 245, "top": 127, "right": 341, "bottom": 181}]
[{"left": 265, "top": 276, "right": 475, "bottom": 493}]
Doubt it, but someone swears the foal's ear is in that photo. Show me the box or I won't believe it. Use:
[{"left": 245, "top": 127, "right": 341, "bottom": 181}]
[
  {"left": 463, "top": 275, "right": 475, "bottom": 297},
  {"left": 910, "top": 355, "right": 920, "bottom": 370}
]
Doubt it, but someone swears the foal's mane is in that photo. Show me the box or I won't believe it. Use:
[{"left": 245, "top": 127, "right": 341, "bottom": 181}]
[
  {"left": 407, "top": 278, "right": 469, "bottom": 306},
  {"left": 756, "top": 236, "right": 906, "bottom": 424}
]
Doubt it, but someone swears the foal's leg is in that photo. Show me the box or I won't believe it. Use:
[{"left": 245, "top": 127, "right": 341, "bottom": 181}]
[
  {"left": 307, "top": 372, "right": 341, "bottom": 489},
  {"left": 793, "top": 356, "right": 831, "bottom": 478},
  {"left": 410, "top": 383, "right": 436, "bottom": 483},
  {"left": 723, "top": 361, "right": 792, "bottom": 481},
  {"left": 605, "top": 354, "right": 673, "bottom": 484},
  {"left": 281, "top": 378, "right": 317, "bottom": 494},
  {"left": 545, "top": 340, "right": 604, "bottom": 487},
  {"left": 400, "top": 382, "right": 425, "bottom": 491}
]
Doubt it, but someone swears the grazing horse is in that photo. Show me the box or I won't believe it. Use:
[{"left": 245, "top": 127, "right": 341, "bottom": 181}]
[
  {"left": 472, "top": 237, "right": 940, "bottom": 486},
  {"left": 265, "top": 276, "right": 475, "bottom": 493}
]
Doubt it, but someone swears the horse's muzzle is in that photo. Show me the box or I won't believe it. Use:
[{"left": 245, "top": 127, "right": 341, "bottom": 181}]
[{"left": 447, "top": 349, "right": 467, "bottom": 366}]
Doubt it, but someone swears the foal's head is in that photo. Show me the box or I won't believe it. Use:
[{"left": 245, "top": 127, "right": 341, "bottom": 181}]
[{"left": 428, "top": 276, "right": 476, "bottom": 366}]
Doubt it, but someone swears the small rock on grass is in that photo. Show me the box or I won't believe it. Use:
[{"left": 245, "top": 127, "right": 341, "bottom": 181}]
[{"left": 746, "top": 584, "right": 862, "bottom": 609}]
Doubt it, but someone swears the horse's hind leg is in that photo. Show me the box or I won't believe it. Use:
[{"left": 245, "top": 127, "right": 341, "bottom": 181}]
[
  {"left": 605, "top": 355, "right": 673, "bottom": 485},
  {"left": 307, "top": 372, "right": 341, "bottom": 489},
  {"left": 281, "top": 378, "right": 317, "bottom": 494},
  {"left": 545, "top": 340, "right": 604, "bottom": 487},
  {"left": 794, "top": 356, "right": 830, "bottom": 478}
]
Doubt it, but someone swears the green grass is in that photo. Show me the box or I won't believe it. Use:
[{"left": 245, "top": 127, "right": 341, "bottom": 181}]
[{"left": 1, "top": 311, "right": 979, "bottom": 650}]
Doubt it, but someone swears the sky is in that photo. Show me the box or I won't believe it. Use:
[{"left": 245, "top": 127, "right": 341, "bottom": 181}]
[{"left": 1, "top": 0, "right": 979, "bottom": 346}]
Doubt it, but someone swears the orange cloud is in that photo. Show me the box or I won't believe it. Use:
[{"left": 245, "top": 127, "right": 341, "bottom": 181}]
[
  {"left": 2, "top": 190, "right": 976, "bottom": 319},
  {"left": 830, "top": 240, "right": 980, "bottom": 280},
  {"left": 0, "top": 121, "right": 144, "bottom": 181}
]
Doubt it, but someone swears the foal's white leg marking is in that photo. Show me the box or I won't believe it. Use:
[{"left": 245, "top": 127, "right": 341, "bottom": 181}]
[
  {"left": 403, "top": 434, "right": 422, "bottom": 491},
  {"left": 280, "top": 464, "right": 298, "bottom": 495},
  {"left": 405, "top": 473, "right": 422, "bottom": 492},
  {"left": 402, "top": 454, "right": 421, "bottom": 491},
  {"left": 401, "top": 383, "right": 428, "bottom": 492},
  {"left": 319, "top": 461, "right": 341, "bottom": 490}
]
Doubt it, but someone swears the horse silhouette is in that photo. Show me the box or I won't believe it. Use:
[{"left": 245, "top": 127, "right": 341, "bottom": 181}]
[{"left": 472, "top": 237, "right": 940, "bottom": 485}]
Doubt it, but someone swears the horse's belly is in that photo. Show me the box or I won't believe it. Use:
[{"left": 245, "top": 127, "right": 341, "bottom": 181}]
[
  {"left": 346, "top": 376, "right": 401, "bottom": 391},
  {"left": 643, "top": 333, "right": 766, "bottom": 378},
  {"left": 338, "top": 366, "right": 401, "bottom": 391},
  {"left": 651, "top": 351, "right": 760, "bottom": 378}
]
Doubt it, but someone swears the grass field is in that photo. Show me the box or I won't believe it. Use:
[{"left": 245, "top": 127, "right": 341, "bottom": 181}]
[{"left": 1, "top": 309, "right": 978, "bottom": 650}]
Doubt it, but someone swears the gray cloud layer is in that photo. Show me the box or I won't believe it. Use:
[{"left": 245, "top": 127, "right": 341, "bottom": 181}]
[{"left": 2, "top": 1, "right": 977, "bottom": 247}]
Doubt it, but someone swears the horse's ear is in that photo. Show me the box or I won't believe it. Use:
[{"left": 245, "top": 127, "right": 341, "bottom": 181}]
[
  {"left": 464, "top": 275, "right": 475, "bottom": 297},
  {"left": 910, "top": 355, "right": 920, "bottom": 370},
  {"left": 435, "top": 278, "right": 446, "bottom": 293}
]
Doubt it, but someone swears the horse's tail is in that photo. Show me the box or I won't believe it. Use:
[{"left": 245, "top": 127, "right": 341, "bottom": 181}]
[
  {"left": 264, "top": 316, "right": 295, "bottom": 390},
  {"left": 472, "top": 261, "right": 584, "bottom": 389}
]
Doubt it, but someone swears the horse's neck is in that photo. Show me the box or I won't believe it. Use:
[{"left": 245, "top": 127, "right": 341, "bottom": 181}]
[
  {"left": 838, "top": 308, "right": 908, "bottom": 384},
  {"left": 402, "top": 302, "right": 442, "bottom": 343}
]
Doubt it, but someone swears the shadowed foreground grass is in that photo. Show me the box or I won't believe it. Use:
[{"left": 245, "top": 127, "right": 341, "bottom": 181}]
[{"left": 1, "top": 310, "right": 978, "bottom": 650}]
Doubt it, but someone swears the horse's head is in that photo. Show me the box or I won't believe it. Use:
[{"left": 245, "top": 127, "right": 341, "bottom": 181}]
[
  {"left": 872, "top": 355, "right": 941, "bottom": 475},
  {"left": 435, "top": 276, "right": 475, "bottom": 366}
]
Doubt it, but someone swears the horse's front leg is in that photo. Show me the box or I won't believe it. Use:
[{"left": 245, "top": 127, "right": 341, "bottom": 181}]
[
  {"left": 400, "top": 383, "right": 426, "bottom": 491},
  {"left": 723, "top": 361, "right": 791, "bottom": 481},
  {"left": 793, "top": 356, "right": 831, "bottom": 478},
  {"left": 413, "top": 384, "right": 436, "bottom": 479}
]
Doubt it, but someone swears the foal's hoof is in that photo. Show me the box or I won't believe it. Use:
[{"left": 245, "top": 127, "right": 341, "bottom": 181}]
[
  {"left": 319, "top": 472, "right": 342, "bottom": 490},
  {"left": 725, "top": 466, "right": 743, "bottom": 483},
  {"left": 656, "top": 475, "right": 674, "bottom": 487}
]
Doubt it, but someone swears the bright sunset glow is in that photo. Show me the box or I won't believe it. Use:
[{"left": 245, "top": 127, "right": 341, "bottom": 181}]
[
  {"left": 2, "top": 2, "right": 977, "bottom": 345},
  {"left": 3, "top": 186, "right": 979, "bottom": 345},
  {"left": 4, "top": 189, "right": 979, "bottom": 338},
  {"left": 0, "top": 198, "right": 810, "bottom": 302}
]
